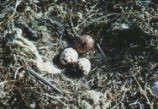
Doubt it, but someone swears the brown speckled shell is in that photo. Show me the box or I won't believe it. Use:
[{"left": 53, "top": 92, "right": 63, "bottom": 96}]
[{"left": 75, "top": 35, "right": 94, "bottom": 53}]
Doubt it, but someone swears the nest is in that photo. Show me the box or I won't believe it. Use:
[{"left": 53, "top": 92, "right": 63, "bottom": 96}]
[{"left": 1, "top": 0, "right": 158, "bottom": 108}]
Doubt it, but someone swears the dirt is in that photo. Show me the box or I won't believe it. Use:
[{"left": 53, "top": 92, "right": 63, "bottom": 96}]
[{"left": 1, "top": 0, "right": 158, "bottom": 109}]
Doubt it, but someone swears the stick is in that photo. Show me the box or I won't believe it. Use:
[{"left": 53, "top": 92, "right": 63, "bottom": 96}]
[{"left": 27, "top": 69, "right": 64, "bottom": 96}]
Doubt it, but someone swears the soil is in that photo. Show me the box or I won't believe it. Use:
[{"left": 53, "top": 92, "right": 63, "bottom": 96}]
[{"left": 1, "top": 0, "right": 158, "bottom": 109}]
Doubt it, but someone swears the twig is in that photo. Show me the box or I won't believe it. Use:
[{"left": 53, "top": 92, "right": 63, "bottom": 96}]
[
  {"left": 97, "top": 43, "right": 109, "bottom": 62},
  {"left": 8, "top": 0, "right": 23, "bottom": 23},
  {"left": 96, "top": 43, "right": 106, "bottom": 58},
  {"left": 70, "top": 16, "right": 80, "bottom": 37},
  {"left": 111, "top": 80, "right": 128, "bottom": 109},
  {"left": 14, "top": 66, "right": 23, "bottom": 79},
  {"left": 27, "top": 69, "right": 64, "bottom": 96},
  {"left": 133, "top": 75, "right": 153, "bottom": 109}
]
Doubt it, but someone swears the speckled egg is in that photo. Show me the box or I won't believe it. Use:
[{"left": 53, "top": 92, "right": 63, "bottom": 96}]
[
  {"left": 77, "top": 58, "right": 91, "bottom": 75},
  {"left": 60, "top": 47, "right": 78, "bottom": 65}
]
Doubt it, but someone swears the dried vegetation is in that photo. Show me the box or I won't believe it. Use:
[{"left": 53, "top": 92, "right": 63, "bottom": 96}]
[{"left": 1, "top": 0, "right": 158, "bottom": 109}]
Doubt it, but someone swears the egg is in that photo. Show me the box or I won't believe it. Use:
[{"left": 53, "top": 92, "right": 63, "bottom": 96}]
[
  {"left": 60, "top": 47, "right": 78, "bottom": 65},
  {"left": 76, "top": 58, "right": 91, "bottom": 75},
  {"left": 75, "top": 35, "right": 94, "bottom": 53}
]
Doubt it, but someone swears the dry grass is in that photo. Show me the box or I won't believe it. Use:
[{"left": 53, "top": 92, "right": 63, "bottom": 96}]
[{"left": 1, "top": 0, "right": 158, "bottom": 109}]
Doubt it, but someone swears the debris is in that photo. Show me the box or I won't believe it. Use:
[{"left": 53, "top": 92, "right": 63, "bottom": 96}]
[
  {"left": 37, "top": 18, "right": 66, "bottom": 37},
  {"left": 1, "top": 1, "right": 158, "bottom": 108},
  {"left": 150, "top": 80, "right": 158, "bottom": 96},
  {"left": 80, "top": 100, "right": 93, "bottom": 109},
  {"left": 16, "top": 19, "right": 38, "bottom": 39},
  {"left": 8, "top": 28, "right": 61, "bottom": 74},
  {"left": 87, "top": 90, "right": 102, "bottom": 104}
]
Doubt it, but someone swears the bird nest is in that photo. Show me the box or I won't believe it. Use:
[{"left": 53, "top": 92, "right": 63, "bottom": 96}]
[{"left": 1, "top": 0, "right": 158, "bottom": 108}]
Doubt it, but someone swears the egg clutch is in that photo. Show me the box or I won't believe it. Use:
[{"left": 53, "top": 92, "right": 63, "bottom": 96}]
[{"left": 60, "top": 35, "right": 94, "bottom": 75}]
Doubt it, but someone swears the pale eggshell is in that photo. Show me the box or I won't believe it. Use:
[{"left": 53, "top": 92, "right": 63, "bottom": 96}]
[
  {"left": 60, "top": 47, "right": 78, "bottom": 65},
  {"left": 77, "top": 58, "right": 91, "bottom": 75}
]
